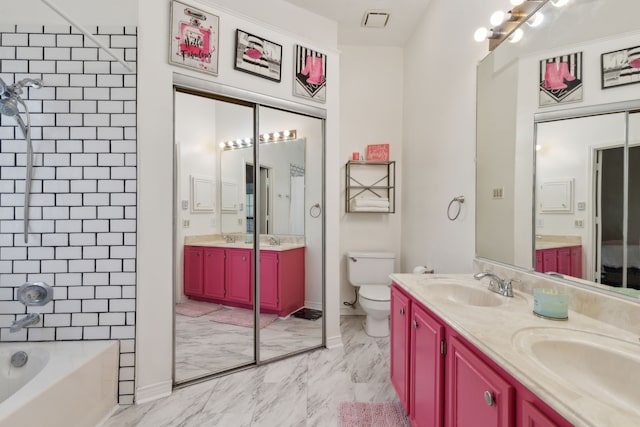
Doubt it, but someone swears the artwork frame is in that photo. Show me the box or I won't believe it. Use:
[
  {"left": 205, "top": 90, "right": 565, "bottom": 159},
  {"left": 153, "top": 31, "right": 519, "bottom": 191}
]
[
  {"left": 293, "top": 44, "right": 327, "bottom": 103},
  {"left": 169, "top": 0, "right": 219, "bottom": 76},
  {"left": 234, "top": 29, "right": 282, "bottom": 82},
  {"left": 601, "top": 45, "right": 640, "bottom": 89},
  {"left": 539, "top": 52, "right": 583, "bottom": 107}
]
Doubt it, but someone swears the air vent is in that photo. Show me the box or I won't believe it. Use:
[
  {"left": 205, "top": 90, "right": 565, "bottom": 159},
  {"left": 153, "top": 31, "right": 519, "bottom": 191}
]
[{"left": 361, "top": 10, "right": 390, "bottom": 28}]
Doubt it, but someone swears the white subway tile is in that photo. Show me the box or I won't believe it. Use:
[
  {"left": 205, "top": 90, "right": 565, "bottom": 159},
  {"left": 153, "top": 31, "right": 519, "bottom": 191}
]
[
  {"left": 43, "top": 180, "right": 70, "bottom": 193},
  {"left": 123, "top": 101, "right": 136, "bottom": 114},
  {"left": 1, "top": 60, "right": 28, "bottom": 73},
  {"left": 120, "top": 340, "right": 135, "bottom": 354},
  {"left": 52, "top": 286, "right": 67, "bottom": 299},
  {"left": 56, "top": 87, "right": 83, "bottom": 100},
  {"left": 98, "top": 206, "right": 124, "bottom": 219},
  {"left": 1, "top": 247, "right": 27, "bottom": 260},
  {"left": 55, "top": 246, "right": 82, "bottom": 260},
  {"left": 0, "top": 301, "right": 26, "bottom": 314},
  {"left": 71, "top": 47, "right": 98, "bottom": 61},
  {"left": 13, "top": 234, "right": 42, "bottom": 247},
  {"left": 83, "top": 34, "right": 110, "bottom": 48},
  {"left": 81, "top": 299, "right": 108, "bottom": 312},
  {"left": 119, "top": 367, "right": 134, "bottom": 381},
  {"left": 99, "top": 312, "right": 125, "bottom": 325},
  {"left": 69, "top": 127, "right": 97, "bottom": 140},
  {"left": 96, "top": 259, "right": 121, "bottom": 272},
  {"left": 44, "top": 47, "right": 71, "bottom": 61},
  {"left": 118, "top": 380, "right": 135, "bottom": 395},
  {"left": 82, "top": 220, "right": 108, "bottom": 233},
  {"left": 82, "top": 272, "right": 109, "bottom": 286},
  {"left": 98, "top": 100, "right": 124, "bottom": 114},
  {"left": 110, "top": 36, "right": 136, "bottom": 48},
  {"left": 69, "top": 206, "right": 96, "bottom": 219},
  {"left": 124, "top": 233, "right": 136, "bottom": 246},
  {"left": 29, "top": 60, "right": 56, "bottom": 73},
  {"left": 98, "top": 153, "right": 124, "bottom": 166},
  {"left": 29, "top": 113, "right": 55, "bottom": 126},
  {"left": 123, "top": 128, "right": 136, "bottom": 140},
  {"left": 0, "top": 314, "right": 16, "bottom": 327},
  {"left": 44, "top": 25, "right": 71, "bottom": 34},
  {"left": 109, "top": 220, "right": 135, "bottom": 233},
  {"left": 54, "top": 300, "right": 81, "bottom": 313},
  {"left": 26, "top": 302, "right": 53, "bottom": 314},
  {"left": 56, "top": 61, "right": 83, "bottom": 74},
  {"left": 56, "top": 167, "right": 82, "bottom": 179},
  {"left": 95, "top": 287, "right": 122, "bottom": 300},
  {"left": 56, "top": 113, "right": 83, "bottom": 126},
  {"left": 84, "top": 114, "right": 110, "bottom": 127},
  {"left": 110, "top": 88, "right": 136, "bottom": 100},
  {"left": 56, "top": 139, "right": 83, "bottom": 153},
  {"left": 12, "top": 260, "right": 40, "bottom": 273},
  {"left": 83, "top": 140, "right": 110, "bottom": 153},
  {"left": 110, "top": 272, "right": 135, "bottom": 285},
  {"left": 43, "top": 100, "right": 70, "bottom": 113},
  {"left": 110, "top": 247, "right": 136, "bottom": 261},
  {"left": 56, "top": 326, "right": 82, "bottom": 340},
  {"left": 1, "top": 329, "right": 27, "bottom": 341},
  {"left": 55, "top": 193, "right": 82, "bottom": 206},
  {"left": 69, "top": 233, "right": 96, "bottom": 246},
  {"left": 41, "top": 260, "right": 68, "bottom": 273},
  {"left": 98, "top": 180, "right": 124, "bottom": 193},
  {"left": 0, "top": 273, "right": 27, "bottom": 286},
  {"left": 72, "top": 312, "right": 98, "bottom": 326},
  {"left": 83, "top": 168, "right": 110, "bottom": 180},
  {"left": 29, "top": 220, "right": 55, "bottom": 233},
  {"left": 84, "top": 87, "right": 110, "bottom": 100},
  {"left": 110, "top": 325, "right": 134, "bottom": 339},
  {"left": 42, "top": 127, "right": 70, "bottom": 140},
  {"left": 126, "top": 312, "right": 135, "bottom": 325},
  {"left": 68, "top": 286, "right": 94, "bottom": 300},
  {"left": 70, "top": 180, "right": 97, "bottom": 193},
  {"left": 28, "top": 247, "right": 54, "bottom": 260},
  {"left": 124, "top": 75, "right": 136, "bottom": 88},
  {"left": 109, "top": 299, "right": 135, "bottom": 312},
  {"left": 70, "top": 74, "right": 97, "bottom": 87},
  {"left": 110, "top": 194, "right": 136, "bottom": 206},
  {"left": 0, "top": 261, "right": 12, "bottom": 274},
  {"left": 55, "top": 273, "right": 82, "bottom": 286},
  {"left": 44, "top": 313, "right": 71, "bottom": 327},
  {"left": 111, "top": 114, "right": 136, "bottom": 127},
  {"left": 82, "top": 246, "right": 108, "bottom": 259},
  {"left": 70, "top": 100, "right": 97, "bottom": 113},
  {"left": 70, "top": 153, "right": 98, "bottom": 166},
  {"left": 28, "top": 34, "right": 55, "bottom": 47},
  {"left": 3, "top": 33, "right": 28, "bottom": 46},
  {"left": 99, "top": 48, "right": 125, "bottom": 62},
  {"left": 97, "top": 233, "right": 123, "bottom": 246},
  {"left": 68, "top": 259, "right": 95, "bottom": 274},
  {"left": 27, "top": 328, "right": 56, "bottom": 341},
  {"left": 97, "top": 127, "right": 123, "bottom": 140},
  {"left": 23, "top": 99, "right": 43, "bottom": 113},
  {"left": 16, "top": 47, "right": 43, "bottom": 60},
  {"left": 84, "top": 61, "right": 110, "bottom": 74},
  {"left": 97, "top": 75, "right": 123, "bottom": 87},
  {"left": 121, "top": 285, "right": 136, "bottom": 298},
  {"left": 54, "top": 221, "right": 81, "bottom": 234},
  {"left": 111, "top": 62, "right": 136, "bottom": 75},
  {"left": 83, "top": 326, "right": 110, "bottom": 339},
  {"left": 83, "top": 193, "right": 109, "bottom": 205},
  {"left": 56, "top": 34, "right": 84, "bottom": 47}
]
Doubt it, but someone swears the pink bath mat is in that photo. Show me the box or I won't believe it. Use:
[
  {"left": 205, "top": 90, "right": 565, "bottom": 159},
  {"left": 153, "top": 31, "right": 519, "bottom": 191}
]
[
  {"left": 338, "top": 402, "right": 410, "bottom": 427},
  {"left": 209, "top": 307, "right": 277, "bottom": 329},
  {"left": 175, "top": 301, "right": 222, "bottom": 317}
]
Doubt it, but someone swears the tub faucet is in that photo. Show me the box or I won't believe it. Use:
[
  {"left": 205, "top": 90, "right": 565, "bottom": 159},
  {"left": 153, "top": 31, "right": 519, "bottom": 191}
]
[
  {"left": 10, "top": 312, "right": 40, "bottom": 333},
  {"left": 473, "top": 272, "right": 514, "bottom": 297}
]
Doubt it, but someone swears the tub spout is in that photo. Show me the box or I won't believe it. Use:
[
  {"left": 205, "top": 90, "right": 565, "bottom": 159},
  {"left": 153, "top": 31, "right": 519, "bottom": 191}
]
[{"left": 10, "top": 313, "right": 40, "bottom": 333}]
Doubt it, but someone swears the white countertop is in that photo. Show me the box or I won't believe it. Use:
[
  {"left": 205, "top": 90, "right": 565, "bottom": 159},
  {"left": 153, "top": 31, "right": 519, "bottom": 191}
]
[
  {"left": 390, "top": 273, "right": 640, "bottom": 427},
  {"left": 185, "top": 241, "right": 305, "bottom": 251}
]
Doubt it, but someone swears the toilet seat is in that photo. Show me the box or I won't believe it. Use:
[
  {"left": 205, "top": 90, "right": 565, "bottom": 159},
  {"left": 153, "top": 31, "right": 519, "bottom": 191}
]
[{"left": 359, "top": 285, "right": 390, "bottom": 302}]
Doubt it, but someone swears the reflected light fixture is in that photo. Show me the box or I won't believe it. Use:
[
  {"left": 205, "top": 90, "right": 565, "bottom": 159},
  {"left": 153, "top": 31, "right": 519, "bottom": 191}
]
[
  {"left": 510, "top": 0, "right": 525, "bottom": 5},
  {"left": 220, "top": 129, "right": 297, "bottom": 150},
  {"left": 527, "top": 11, "right": 544, "bottom": 27},
  {"left": 508, "top": 28, "right": 524, "bottom": 43},
  {"left": 550, "top": 0, "right": 569, "bottom": 7}
]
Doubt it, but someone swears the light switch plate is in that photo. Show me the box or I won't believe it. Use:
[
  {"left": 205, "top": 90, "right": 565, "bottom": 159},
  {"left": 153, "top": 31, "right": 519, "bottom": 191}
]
[{"left": 181, "top": 200, "right": 189, "bottom": 210}]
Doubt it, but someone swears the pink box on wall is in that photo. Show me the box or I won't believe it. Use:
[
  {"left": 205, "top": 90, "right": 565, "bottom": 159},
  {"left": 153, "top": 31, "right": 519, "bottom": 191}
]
[{"left": 366, "top": 144, "right": 390, "bottom": 161}]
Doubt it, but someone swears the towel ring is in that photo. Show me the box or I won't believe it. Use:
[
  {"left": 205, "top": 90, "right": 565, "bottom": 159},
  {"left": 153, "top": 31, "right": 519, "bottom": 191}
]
[
  {"left": 310, "top": 203, "right": 322, "bottom": 218},
  {"left": 447, "top": 196, "right": 465, "bottom": 221}
]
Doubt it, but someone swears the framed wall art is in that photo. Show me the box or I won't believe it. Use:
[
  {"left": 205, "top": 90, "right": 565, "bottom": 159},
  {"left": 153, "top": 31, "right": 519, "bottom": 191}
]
[
  {"left": 170, "top": 0, "right": 219, "bottom": 76},
  {"left": 234, "top": 29, "right": 282, "bottom": 82},
  {"left": 601, "top": 46, "right": 640, "bottom": 89},
  {"left": 293, "top": 45, "right": 326, "bottom": 103},
  {"left": 539, "top": 52, "right": 583, "bottom": 107}
]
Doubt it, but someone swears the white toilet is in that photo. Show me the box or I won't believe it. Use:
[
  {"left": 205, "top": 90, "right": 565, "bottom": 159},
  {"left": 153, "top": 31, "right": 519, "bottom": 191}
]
[{"left": 347, "top": 251, "right": 395, "bottom": 337}]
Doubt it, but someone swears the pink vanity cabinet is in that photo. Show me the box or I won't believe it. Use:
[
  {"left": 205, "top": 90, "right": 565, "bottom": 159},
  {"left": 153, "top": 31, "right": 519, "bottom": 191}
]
[
  {"left": 390, "top": 284, "right": 572, "bottom": 427},
  {"left": 183, "top": 245, "right": 305, "bottom": 316},
  {"left": 535, "top": 246, "right": 582, "bottom": 279}
]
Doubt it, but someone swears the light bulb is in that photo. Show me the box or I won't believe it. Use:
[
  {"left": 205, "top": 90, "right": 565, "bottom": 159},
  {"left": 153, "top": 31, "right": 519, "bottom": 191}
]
[
  {"left": 490, "top": 10, "right": 506, "bottom": 26},
  {"left": 551, "top": 0, "right": 569, "bottom": 7},
  {"left": 508, "top": 28, "right": 524, "bottom": 43},
  {"left": 535, "top": 144, "right": 542, "bottom": 151},
  {"left": 527, "top": 12, "right": 544, "bottom": 27},
  {"left": 219, "top": 142, "right": 226, "bottom": 148},
  {"left": 474, "top": 27, "right": 489, "bottom": 42},
  {"left": 510, "top": 0, "right": 525, "bottom": 5}
]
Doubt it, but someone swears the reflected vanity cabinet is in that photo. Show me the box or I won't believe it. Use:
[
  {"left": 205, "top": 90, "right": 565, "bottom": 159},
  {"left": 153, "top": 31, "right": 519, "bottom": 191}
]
[
  {"left": 534, "top": 246, "right": 582, "bottom": 278},
  {"left": 390, "top": 285, "right": 572, "bottom": 427}
]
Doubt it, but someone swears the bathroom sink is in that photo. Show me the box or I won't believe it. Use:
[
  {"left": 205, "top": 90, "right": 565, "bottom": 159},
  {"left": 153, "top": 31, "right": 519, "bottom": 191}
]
[
  {"left": 512, "top": 327, "right": 640, "bottom": 417},
  {"left": 427, "top": 283, "right": 506, "bottom": 307}
]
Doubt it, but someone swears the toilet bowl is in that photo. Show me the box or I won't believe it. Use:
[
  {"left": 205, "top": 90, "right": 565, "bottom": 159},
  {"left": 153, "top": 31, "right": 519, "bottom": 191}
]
[{"left": 347, "top": 251, "right": 395, "bottom": 337}]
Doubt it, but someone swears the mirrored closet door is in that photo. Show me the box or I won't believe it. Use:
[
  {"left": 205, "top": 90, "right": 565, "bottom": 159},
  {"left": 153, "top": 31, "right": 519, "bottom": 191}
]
[{"left": 173, "top": 83, "right": 325, "bottom": 385}]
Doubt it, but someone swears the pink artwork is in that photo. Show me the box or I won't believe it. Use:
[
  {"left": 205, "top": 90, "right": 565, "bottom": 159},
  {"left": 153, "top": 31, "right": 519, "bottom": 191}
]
[
  {"left": 170, "top": 1, "right": 219, "bottom": 76},
  {"left": 366, "top": 144, "right": 390, "bottom": 161}
]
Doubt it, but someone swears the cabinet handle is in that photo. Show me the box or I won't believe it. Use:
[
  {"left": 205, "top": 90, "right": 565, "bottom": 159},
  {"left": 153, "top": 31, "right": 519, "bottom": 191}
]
[
  {"left": 400, "top": 307, "right": 405, "bottom": 315},
  {"left": 242, "top": 256, "right": 247, "bottom": 261},
  {"left": 412, "top": 320, "right": 418, "bottom": 329},
  {"left": 484, "top": 391, "right": 494, "bottom": 406}
]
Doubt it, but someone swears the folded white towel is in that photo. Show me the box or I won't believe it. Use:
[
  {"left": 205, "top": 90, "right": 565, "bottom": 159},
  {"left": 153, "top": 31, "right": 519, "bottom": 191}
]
[
  {"left": 350, "top": 205, "right": 390, "bottom": 212},
  {"left": 351, "top": 198, "right": 390, "bottom": 208}
]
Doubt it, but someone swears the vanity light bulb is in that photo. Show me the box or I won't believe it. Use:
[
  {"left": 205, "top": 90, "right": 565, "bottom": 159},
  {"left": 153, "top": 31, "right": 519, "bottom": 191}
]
[
  {"left": 219, "top": 142, "right": 226, "bottom": 148},
  {"left": 490, "top": 10, "right": 506, "bottom": 26},
  {"left": 527, "top": 12, "right": 544, "bottom": 27},
  {"left": 551, "top": 0, "right": 569, "bottom": 7},
  {"left": 536, "top": 144, "right": 542, "bottom": 151},
  {"left": 510, "top": 0, "right": 525, "bottom": 5},
  {"left": 474, "top": 27, "right": 489, "bottom": 42},
  {"left": 274, "top": 132, "right": 281, "bottom": 139},
  {"left": 244, "top": 138, "right": 251, "bottom": 143},
  {"left": 508, "top": 28, "right": 524, "bottom": 43},
  {"left": 284, "top": 130, "right": 291, "bottom": 137}
]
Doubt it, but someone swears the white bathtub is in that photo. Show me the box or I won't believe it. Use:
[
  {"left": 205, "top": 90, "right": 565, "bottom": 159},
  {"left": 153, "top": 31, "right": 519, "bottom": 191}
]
[{"left": 0, "top": 340, "right": 119, "bottom": 427}]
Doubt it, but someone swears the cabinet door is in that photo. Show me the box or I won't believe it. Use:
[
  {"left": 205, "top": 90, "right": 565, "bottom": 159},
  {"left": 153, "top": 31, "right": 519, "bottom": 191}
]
[
  {"left": 183, "top": 246, "right": 203, "bottom": 296},
  {"left": 521, "top": 400, "right": 559, "bottom": 427},
  {"left": 411, "top": 303, "right": 445, "bottom": 427},
  {"left": 225, "top": 249, "right": 253, "bottom": 304},
  {"left": 260, "top": 251, "right": 279, "bottom": 310},
  {"left": 535, "top": 250, "right": 543, "bottom": 273},
  {"left": 390, "top": 286, "right": 411, "bottom": 414},
  {"left": 570, "top": 246, "right": 582, "bottom": 279},
  {"left": 447, "top": 336, "right": 514, "bottom": 427},
  {"left": 541, "top": 249, "right": 558, "bottom": 273},
  {"left": 203, "top": 247, "right": 225, "bottom": 299},
  {"left": 556, "top": 248, "right": 571, "bottom": 275}
]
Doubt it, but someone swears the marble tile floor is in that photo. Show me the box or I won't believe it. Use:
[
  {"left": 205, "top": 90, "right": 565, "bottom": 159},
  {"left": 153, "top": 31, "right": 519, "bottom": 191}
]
[
  {"left": 105, "top": 315, "right": 404, "bottom": 427},
  {"left": 175, "top": 306, "right": 323, "bottom": 383}
]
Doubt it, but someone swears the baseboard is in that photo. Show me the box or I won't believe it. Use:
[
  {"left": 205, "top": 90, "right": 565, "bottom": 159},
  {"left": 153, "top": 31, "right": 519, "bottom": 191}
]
[
  {"left": 304, "top": 300, "right": 323, "bottom": 310},
  {"left": 135, "top": 380, "right": 172, "bottom": 405},
  {"left": 326, "top": 334, "right": 344, "bottom": 349}
]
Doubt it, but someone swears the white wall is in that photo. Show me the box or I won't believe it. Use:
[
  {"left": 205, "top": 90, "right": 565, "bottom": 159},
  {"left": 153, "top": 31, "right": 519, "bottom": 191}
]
[
  {"left": 4, "top": 0, "right": 137, "bottom": 26},
  {"left": 136, "top": 0, "right": 340, "bottom": 402},
  {"left": 400, "top": 0, "right": 505, "bottom": 275},
  {"left": 338, "top": 45, "right": 404, "bottom": 313}
]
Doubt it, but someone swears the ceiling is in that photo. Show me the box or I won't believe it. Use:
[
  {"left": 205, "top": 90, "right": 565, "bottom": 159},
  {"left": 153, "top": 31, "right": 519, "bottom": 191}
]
[{"left": 283, "top": 0, "right": 432, "bottom": 46}]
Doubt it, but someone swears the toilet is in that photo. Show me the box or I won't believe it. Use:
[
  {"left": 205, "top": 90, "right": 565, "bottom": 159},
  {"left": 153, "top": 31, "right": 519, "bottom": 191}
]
[{"left": 347, "top": 251, "right": 395, "bottom": 337}]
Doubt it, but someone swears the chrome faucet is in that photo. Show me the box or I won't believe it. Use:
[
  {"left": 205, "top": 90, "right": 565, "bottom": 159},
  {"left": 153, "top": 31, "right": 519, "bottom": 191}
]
[
  {"left": 10, "top": 313, "right": 40, "bottom": 333},
  {"left": 223, "top": 235, "right": 236, "bottom": 243},
  {"left": 267, "top": 236, "right": 280, "bottom": 246},
  {"left": 473, "top": 272, "right": 515, "bottom": 297}
]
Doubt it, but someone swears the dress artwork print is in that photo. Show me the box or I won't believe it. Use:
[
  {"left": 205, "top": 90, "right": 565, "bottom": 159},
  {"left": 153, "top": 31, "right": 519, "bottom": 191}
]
[
  {"left": 539, "top": 52, "right": 583, "bottom": 107},
  {"left": 293, "top": 45, "right": 326, "bottom": 103},
  {"left": 170, "top": 0, "right": 219, "bottom": 76}
]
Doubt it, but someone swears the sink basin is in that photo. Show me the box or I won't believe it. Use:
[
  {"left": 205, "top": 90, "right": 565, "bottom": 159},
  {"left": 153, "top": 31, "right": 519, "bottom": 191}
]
[
  {"left": 512, "top": 327, "right": 640, "bottom": 417},
  {"left": 427, "top": 283, "right": 505, "bottom": 307}
]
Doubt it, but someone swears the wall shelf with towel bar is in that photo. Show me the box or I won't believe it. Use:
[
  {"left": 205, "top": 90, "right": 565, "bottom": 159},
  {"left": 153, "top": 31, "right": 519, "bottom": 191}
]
[{"left": 345, "top": 160, "right": 396, "bottom": 213}]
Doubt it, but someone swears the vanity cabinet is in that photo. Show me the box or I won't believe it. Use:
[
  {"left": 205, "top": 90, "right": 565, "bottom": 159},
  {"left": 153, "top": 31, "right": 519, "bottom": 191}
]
[
  {"left": 225, "top": 248, "right": 253, "bottom": 304},
  {"left": 184, "top": 246, "right": 204, "bottom": 296},
  {"left": 391, "top": 284, "right": 570, "bottom": 427},
  {"left": 259, "top": 248, "right": 305, "bottom": 316},
  {"left": 535, "top": 246, "right": 582, "bottom": 279},
  {"left": 203, "top": 247, "right": 225, "bottom": 299}
]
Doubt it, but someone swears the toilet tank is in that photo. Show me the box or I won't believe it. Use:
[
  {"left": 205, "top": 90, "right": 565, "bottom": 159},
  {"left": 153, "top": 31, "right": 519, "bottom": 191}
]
[{"left": 347, "top": 251, "right": 395, "bottom": 286}]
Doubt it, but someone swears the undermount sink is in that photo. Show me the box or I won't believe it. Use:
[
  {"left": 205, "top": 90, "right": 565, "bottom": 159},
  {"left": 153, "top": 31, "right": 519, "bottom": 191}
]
[
  {"left": 512, "top": 327, "right": 640, "bottom": 417},
  {"left": 427, "top": 283, "right": 506, "bottom": 307}
]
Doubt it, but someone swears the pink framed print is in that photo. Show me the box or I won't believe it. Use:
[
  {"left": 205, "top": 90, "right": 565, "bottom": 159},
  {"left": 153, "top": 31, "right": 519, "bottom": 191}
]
[
  {"left": 170, "top": 1, "right": 219, "bottom": 76},
  {"left": 293, "top": 45, "right": 326, "bottom": 103}
]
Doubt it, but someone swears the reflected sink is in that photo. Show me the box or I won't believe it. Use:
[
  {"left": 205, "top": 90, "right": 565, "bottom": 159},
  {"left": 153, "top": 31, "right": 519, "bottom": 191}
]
[
  {"left": 512, "top": 327, "right": 640, "bottom": 417},
  {"left": 427, "top": 283, "right": 506, "bottom": 307}
]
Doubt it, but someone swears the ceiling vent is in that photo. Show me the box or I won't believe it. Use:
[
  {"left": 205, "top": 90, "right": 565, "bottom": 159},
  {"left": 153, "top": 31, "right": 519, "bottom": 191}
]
[{"left": 361, "top": 10, "right": 390, "bottom": 28}]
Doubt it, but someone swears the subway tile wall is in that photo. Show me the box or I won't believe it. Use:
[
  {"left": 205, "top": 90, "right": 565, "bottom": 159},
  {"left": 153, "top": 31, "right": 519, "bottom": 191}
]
[{"left": 0, "top": 25, "right": 137, "bottom": 404}]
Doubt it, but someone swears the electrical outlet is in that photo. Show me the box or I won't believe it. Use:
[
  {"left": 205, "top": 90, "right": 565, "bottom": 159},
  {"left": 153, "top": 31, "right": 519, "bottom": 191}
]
[
  {"left": 237, "top": 218, "right": 243, "bottom": 225},
  {"left": 577, "top": 201, "right": 586, "bottom": 211},
  {"left": 182, "top": 219, "right": 190, "bottom": 228},
  {"left": 492, "top": 187, "right": 504, "bottom": 199},
  {"left": 574, "top": 219, "right": 584, "bottom": 228},
  {"left": 536, "top": 218, "right": 544, "bottom": 227},
  {"left": 181, "top": 200, "right": 189, "bottom": 210}
]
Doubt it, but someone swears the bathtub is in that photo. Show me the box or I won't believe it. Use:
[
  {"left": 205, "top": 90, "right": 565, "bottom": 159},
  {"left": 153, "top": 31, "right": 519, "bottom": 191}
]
[{"left": 0, "top": 340, "right": 119, "bottom": 427}]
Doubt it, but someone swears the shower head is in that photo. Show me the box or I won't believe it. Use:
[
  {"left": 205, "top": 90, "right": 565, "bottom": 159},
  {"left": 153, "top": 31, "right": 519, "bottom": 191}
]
[{"left": 0, "top": 97, "right": 20, "bottom": 117}]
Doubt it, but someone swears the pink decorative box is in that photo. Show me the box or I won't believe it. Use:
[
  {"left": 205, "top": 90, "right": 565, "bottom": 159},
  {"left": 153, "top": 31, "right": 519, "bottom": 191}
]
[{"left": 366, "top": 144, "right": 390, "bottom": 161}]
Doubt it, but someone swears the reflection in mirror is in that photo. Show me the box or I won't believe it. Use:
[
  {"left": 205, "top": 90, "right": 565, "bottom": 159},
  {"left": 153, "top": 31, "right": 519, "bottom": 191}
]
[
  {"left": 476, "top": 0, "right": 640, "bottom": 300},
  {"left": 174, "top": 91, "right": 256, "bottom": 383}
]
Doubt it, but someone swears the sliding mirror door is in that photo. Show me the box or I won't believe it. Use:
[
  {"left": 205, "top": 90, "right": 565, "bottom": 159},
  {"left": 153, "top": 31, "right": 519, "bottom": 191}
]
[
  {"left": 174, "top": 90, "right": 256, "bottom": 383},
  {"left": 257, "top": 106, "right": 324, "bottom": 362}
]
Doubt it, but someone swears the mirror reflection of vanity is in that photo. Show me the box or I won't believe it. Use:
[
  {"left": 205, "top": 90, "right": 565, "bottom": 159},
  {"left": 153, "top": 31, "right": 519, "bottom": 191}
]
[{"left": 476, "top": 0, "right": 640, "bottom": 298}]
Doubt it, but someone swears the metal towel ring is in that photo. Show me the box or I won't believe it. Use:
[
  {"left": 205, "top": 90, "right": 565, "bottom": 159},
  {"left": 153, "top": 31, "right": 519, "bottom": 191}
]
[
  {"left": 447, "top": 196, "right": 465, "bottom": 221},
  {"left": 310, "top": 203, "right": 322, "bottom": 218}
]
